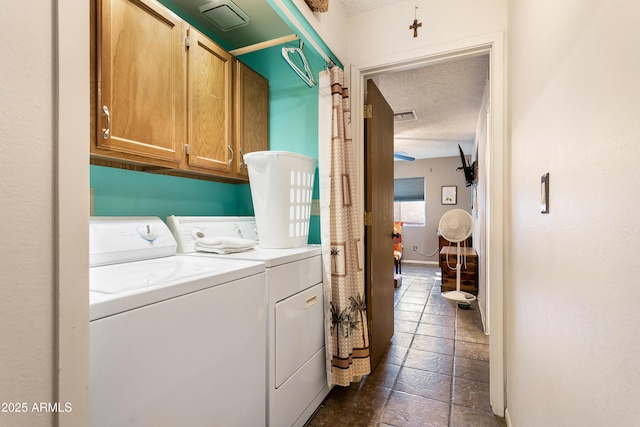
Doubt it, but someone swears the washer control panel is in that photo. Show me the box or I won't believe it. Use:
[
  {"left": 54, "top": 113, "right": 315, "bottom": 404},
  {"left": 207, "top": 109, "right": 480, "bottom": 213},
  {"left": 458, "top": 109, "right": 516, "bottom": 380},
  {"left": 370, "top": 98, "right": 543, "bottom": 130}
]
[
  {"left": 90, "top": 217, "right": 177, "bottom": 266},
  {"left": 166, "top": 216, "right": 258, "bottom": 254}
]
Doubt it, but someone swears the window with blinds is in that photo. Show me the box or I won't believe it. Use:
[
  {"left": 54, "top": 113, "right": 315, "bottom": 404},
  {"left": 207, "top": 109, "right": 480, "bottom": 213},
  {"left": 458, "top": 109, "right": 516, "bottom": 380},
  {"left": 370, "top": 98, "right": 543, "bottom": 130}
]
[{"left": 394, "top": 177, "right": 425, "bottom": 225}]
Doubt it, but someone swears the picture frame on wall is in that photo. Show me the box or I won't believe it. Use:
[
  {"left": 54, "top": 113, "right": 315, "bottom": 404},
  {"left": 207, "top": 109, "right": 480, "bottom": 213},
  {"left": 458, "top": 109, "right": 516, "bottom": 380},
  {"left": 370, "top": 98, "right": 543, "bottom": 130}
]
[{"left": 442, "top": 186, "right": 457, "bottom": 205}]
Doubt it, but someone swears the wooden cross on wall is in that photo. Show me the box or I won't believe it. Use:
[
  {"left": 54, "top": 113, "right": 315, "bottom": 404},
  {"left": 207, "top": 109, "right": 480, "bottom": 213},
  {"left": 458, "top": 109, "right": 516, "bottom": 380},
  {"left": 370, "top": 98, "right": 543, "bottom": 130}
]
[
  {"left": 409, "top": 19, "right": 422, "bottom": 37},
  {"left": 409, "top": 6, "right": 422, "bottom": 38}
]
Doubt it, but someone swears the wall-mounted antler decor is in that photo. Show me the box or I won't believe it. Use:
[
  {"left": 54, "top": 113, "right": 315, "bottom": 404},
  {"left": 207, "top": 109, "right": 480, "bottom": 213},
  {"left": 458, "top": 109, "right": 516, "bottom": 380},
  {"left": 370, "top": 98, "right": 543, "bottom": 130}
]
[{"left": 304, "top": 0, "right": 328, "bottom": 12}]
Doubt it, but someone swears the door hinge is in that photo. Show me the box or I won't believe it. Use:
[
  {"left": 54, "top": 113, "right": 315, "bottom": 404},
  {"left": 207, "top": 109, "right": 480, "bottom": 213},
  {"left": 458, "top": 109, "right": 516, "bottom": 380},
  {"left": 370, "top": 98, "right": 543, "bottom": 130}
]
[
  {"left": 363, "top": 211, "right": 373, "bottom": 226},
  {"left": 363, "top": 104, "right": 372, "bottom": 119},
  {"left": 185, "top": 36, "right": 191, "bottom": 49},
  {"left": 185, "top": 144, "right": 190, "bottom": 155}
]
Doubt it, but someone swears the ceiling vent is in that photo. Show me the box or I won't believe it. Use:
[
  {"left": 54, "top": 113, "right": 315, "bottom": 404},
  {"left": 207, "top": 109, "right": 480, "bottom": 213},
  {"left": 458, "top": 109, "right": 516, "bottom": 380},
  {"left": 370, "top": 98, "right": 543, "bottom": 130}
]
[
  {"left": 199, "top": 0, "right": 251, "bottom": 31},
  {"left": 394, "top": 110, "right": 417, "bottom": 122}
]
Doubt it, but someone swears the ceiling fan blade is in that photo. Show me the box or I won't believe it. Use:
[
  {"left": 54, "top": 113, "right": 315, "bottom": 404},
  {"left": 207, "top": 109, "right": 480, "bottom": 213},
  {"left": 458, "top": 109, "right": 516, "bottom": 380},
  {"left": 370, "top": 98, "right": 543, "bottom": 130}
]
[{"left": 394, "top": 152, "right": 415, "bottom": 161}]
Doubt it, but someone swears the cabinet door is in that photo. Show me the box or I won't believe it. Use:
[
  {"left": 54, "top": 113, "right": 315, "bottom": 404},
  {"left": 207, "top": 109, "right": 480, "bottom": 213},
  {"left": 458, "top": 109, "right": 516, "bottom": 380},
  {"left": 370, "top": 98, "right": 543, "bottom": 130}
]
[
  {"left": 234, "top": 61, "right": 269, "bottom": 178},
  {"left": 97, "top": 0, "right": 186, "bottom": 164},
  {"left": 186, "top": 28, "right": 233, "bottom": 174}
]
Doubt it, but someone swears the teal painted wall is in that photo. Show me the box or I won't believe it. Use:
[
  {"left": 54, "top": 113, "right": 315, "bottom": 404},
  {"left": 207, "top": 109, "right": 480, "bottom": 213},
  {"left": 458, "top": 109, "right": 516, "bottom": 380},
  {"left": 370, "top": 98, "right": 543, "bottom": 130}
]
[
  {"left": 241, "top": 45, "right": 323, "bottom": 159},
  {"left": 241, "top": 47, "right": 323, "bottom": 243},
  {"left": 90, "top": 165, "right": 251, "bottom": 219}
]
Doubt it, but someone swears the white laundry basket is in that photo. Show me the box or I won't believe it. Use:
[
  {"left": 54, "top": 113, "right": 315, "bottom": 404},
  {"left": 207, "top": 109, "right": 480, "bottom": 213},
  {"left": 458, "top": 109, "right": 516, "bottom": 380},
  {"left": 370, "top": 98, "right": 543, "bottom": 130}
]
[{"left": 243, "top": 151, "right": 316, "bottom": 249}]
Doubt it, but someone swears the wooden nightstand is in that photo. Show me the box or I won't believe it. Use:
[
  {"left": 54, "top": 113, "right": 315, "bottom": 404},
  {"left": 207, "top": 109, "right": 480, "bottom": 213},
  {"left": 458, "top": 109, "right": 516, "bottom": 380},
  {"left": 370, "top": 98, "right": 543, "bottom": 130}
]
[{"left": 439, "top": 246, "right": 478, "bottom": 295}]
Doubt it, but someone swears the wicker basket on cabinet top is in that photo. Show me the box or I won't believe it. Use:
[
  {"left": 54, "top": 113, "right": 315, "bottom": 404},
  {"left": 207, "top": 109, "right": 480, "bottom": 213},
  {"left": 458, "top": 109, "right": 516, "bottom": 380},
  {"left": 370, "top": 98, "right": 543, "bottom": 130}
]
[{"left": 304, "top": 0, "right": 328, "bottom": 12}]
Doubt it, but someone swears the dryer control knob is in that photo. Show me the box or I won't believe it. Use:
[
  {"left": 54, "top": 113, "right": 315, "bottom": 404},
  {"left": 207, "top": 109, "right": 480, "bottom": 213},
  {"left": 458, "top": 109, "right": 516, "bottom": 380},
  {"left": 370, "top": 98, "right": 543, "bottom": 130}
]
[
  {"left": 137, "top": 224, "right": 158, "bottom": 242},
  {"left": 192, "top": 228, "right": 205, "bottom": 239}
]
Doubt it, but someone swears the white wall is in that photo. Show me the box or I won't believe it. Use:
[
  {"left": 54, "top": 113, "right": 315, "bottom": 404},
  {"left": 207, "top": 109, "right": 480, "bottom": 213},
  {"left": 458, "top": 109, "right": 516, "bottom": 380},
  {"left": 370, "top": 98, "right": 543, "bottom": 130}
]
[
  {"left": 290, "top": 0, "right": 506, "bottom": 73},
  {"left": 57, "top": 1, "right": 91, "bottom": 424},
  {"left": 348, "top": 0, "right": 506, "bottom": 67},
  {"left": 288, "top": 0, "right": 349, "bottom": 63},
  {"left": 508, "top": 0, "right": 640, "bottom": 425},
  {"left": 394, "top": 157, "right": 472, "bottom": 264},
  {"left": 0, "top": 3, "right": 55, "bottom": 426},
  {"left": 474, "top": 79, "right": 489, "bottom": 332},
  {"left": 1, "top": 2, "right": 90, "bottom": 426}
]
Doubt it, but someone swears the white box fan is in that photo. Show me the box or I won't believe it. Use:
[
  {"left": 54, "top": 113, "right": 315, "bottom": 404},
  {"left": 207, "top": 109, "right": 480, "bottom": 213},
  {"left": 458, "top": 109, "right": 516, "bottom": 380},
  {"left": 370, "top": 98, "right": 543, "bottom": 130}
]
[{"left": 439, "top": 209, "right": 476, "bottom": 303}]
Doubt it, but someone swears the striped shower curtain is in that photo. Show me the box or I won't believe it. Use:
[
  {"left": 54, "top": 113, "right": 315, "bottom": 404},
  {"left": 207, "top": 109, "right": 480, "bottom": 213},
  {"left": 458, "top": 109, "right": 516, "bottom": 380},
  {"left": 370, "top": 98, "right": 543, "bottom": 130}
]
[{"left": 318, "top": 67, "right": 371, "bottom": 386}]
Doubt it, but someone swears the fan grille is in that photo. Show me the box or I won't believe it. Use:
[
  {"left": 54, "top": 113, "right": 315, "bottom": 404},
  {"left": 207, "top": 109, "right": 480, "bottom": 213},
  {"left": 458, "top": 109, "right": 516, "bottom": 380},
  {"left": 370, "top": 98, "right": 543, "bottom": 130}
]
[{"left": 439, "top": 209, "right": 473, "bottom": 243}]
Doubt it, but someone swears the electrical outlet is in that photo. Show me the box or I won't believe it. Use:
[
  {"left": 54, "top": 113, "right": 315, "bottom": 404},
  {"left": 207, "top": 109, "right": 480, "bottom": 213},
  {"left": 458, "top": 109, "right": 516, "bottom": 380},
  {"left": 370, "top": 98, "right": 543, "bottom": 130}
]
[{"left": 413, "top": 246, "right": 417, "bottom": 251}]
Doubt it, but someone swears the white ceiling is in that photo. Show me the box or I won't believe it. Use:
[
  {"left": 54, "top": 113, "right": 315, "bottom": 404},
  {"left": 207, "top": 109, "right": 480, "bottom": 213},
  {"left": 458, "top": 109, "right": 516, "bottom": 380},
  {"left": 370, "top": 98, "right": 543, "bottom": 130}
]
[{"left": 369, "top": 55, "right": 489, "bottom": 160}]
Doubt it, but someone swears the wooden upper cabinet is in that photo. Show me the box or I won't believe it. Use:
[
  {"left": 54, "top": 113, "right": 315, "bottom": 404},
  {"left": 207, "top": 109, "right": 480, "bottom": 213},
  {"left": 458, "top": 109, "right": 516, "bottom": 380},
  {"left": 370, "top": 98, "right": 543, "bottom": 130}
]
[
  {"left": 234, "top": 60, "right": 269, "bottom": 178},
  {"left": 96, "top": 0, "right": 186, "bottom": 165},
  {"left": 92, "top": 0, "right": 269, "bottom": 182},
  {"left": 185, "top": 28, "right": 234, "bottom": 175}
]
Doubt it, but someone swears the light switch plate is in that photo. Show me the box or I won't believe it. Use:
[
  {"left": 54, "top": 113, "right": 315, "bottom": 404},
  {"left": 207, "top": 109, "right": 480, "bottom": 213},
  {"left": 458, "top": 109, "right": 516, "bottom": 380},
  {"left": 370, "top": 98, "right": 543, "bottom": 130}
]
[{"left": 541, "top": 173, "right": 549, "bottom": 213}]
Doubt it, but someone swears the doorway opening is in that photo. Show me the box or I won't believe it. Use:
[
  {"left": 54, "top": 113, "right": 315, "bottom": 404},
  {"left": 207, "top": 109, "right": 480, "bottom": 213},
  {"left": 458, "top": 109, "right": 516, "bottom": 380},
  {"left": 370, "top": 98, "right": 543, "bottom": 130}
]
[{"left": 352, "top": 33, "right": 506, "bottom": 416}]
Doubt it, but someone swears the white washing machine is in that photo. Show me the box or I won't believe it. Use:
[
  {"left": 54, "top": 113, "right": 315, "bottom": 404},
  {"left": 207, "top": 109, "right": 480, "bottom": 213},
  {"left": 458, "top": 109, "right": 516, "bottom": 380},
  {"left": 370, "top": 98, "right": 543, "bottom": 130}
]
[
  {"left": 166, "top": 215, "right": 329, "bottom": 427},
  {"left": 89, "top": 217, "right": 267, "bottom": 427}
]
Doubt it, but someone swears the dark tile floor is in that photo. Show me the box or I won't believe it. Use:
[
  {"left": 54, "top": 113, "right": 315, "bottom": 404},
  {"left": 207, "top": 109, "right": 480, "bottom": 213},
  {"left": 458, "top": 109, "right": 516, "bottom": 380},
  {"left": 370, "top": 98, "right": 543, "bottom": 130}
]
[{"left": 305, "top": 264, "right": 505, "bottom": 427}]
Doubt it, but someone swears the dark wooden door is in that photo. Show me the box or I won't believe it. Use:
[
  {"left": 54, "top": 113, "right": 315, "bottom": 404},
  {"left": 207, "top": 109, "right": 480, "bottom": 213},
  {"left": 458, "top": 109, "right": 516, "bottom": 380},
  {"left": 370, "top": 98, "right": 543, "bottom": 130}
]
[{"left": 365, "top": 79, "right": 395, "bottom": 370}]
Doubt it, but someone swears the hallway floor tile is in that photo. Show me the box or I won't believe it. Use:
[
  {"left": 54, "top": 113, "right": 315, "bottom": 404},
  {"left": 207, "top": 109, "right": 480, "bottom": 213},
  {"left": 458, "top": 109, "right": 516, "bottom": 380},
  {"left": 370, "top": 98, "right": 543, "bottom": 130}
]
[{"left": 305, "top": 264, "right": 505, "bottom": 427}]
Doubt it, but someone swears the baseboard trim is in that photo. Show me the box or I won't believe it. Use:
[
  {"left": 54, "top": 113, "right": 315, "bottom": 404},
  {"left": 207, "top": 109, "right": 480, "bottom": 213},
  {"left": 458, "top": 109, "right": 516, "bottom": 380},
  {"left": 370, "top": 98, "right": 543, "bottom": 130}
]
[{"left": 402, "top": 260, "right": 439, "bottom": 266}]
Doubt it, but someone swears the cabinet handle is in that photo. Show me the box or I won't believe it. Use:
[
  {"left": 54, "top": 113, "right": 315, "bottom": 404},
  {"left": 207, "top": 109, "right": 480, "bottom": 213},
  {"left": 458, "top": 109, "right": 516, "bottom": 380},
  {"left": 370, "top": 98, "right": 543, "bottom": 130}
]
[
  {"left": 239, "top": 148, "right": 245, "bottom": 169},
  {"left": 228, "top": 145, "right": 234, "bottom": 166},
  {"left": 102, "top": 105, "right": 110, "bottom": 139}
]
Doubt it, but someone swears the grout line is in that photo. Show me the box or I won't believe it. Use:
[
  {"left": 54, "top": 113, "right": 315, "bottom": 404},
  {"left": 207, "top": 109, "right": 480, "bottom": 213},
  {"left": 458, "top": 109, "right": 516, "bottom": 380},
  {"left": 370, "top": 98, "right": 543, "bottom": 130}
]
[
  {"left": 447, "top": 306, "right": 460, "bottom": 425},
  {"left": 309, "top": 266, "right": 493, "bottom": 427}
]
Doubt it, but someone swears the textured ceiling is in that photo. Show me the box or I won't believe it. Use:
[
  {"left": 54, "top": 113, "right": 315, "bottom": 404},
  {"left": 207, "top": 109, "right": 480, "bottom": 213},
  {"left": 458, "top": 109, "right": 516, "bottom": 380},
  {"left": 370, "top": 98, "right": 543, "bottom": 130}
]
[
  {"left": 369, "top": 55, "right": 489, "bottom": 160},
  {"left": 336, "top": 0, "right": 489, "bottom": 160}
]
